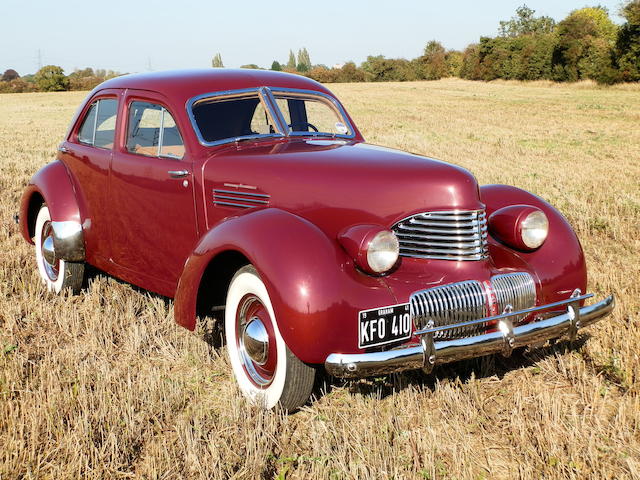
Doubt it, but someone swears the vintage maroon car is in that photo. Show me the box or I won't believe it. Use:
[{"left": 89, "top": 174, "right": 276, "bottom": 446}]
[{"left": 19, "top": 69, "right": 614, "bottom": 410}]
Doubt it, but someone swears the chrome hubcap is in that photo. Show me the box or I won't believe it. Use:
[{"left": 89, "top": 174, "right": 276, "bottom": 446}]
[
  {"left": 241, "top": 317, "right": 269, "bottom": 365},
  {"left": 40, "top": 222, "right": 59, "bottom": 281},
  {"left": 42, "top": 235, "right": 56, "bottom": 265},
  {"left": 236, "top": 295, "right": 276, "bottom": 387}
]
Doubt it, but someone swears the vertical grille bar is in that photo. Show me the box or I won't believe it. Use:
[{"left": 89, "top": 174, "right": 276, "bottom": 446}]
[
  {"left": 491, "top": 272, "right": 536, "bottom": 323},
  {"left": 410, "top": 280, "right": 488, "bottom": 340},
  {"left": 410, "top": 272, "right": 537, "bottom": 340}
]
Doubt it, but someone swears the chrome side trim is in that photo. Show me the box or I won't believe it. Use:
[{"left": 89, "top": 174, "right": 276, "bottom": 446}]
[
  {"left": 212, "top": 189, "right": 271, "bottom": 209},
  {"left": 51, "top": 220, "right": 85, "bottom": 262},
  {"left": 214, "top": 195, "right": 268, "bottom": 204},
  {"left": 325, "top": 294, "right": 615, "bottom": 378},
  {"left": 214, "top": 189, "right": 269, "bottom": 199}
]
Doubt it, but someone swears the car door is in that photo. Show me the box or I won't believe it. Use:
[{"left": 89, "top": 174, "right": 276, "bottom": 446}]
[
  {"left": 109, "top": 89, "right": 197, "bottom": 296},
  {"left": 61, "top": 89, "right": 121, "bottom": 265}
]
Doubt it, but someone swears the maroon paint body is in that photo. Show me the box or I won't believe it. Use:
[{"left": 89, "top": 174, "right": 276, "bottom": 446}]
[{"left": 20, "top": 70, "right": 588, "bottom": 364}]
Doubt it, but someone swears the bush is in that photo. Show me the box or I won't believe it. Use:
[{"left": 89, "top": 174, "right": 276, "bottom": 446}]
[
  {"left": 615, "top": 0, "right": 640, "bottom": 82},
  {"left": 552, "top": 7, "right": 618, "bottom": 82},
  {"left": 361, "top": 55, "right": 420, "bottom": 82},
  {"left": 0, "top": 78, "right": 36, "bottom": 93},
  {"left": 34, "top": 65, "right": 69, "bottom": 92},
  {"left": 419, "top": 41, "right": 449, "bottom": 80},
  {"left": 1, "top": 69, "right": 19, "bottom": 82}
]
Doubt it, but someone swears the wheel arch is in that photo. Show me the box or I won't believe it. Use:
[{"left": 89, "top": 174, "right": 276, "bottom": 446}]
[
  {"left": 22, "top": 189, "right": 45, "bottom": 242},
  {"left": 174, "top": 208, "right": 395, "bottom": 364},
  {"left": 195, "top": 249, "right": 251, "bottom": 319},
  {"left": 20, "top": 160, "right": 83, "bottom": 243},
  {"left": 481, "top": 184, "right": 587, "bottom": 304}
]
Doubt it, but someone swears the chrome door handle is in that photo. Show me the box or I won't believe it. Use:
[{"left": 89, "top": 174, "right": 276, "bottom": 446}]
[
  {"left": 59, "top": 146, "right": 70, "bottom": 153},
  {"left": 168, "top": 170, "right": 189, "bottom": 178}
]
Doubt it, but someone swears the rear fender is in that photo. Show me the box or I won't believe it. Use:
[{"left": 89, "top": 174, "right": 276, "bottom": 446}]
[
  {"left": 174, "top": 208, "right": 395, "bottom": 364},
  {"left": 481, "top": 184, "right": 587, "bottom": 304},
  {"left": 20, "top": 160, "right": 85, "bottom": 261}
]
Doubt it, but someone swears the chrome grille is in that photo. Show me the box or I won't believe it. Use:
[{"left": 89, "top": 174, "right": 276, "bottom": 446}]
[
  {"left": 392, "top": 210, "right": 489, "bottom": 261},
  {"left": 491, "top": 273, "right": 536, "bottom": 323},
  {"left": 213, "top": 189, "right": 270, "bottom": 209},
  {"left": 410, "top": 280, "right": 487, "bottom": 339},
  {"left": 410, "top": 272, "right": 537, "bottom": 340}
]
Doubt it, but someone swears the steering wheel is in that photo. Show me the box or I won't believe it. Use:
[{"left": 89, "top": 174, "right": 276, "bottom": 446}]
[{"left": 288, "top": 122, "right": 319, "bottom": 132}]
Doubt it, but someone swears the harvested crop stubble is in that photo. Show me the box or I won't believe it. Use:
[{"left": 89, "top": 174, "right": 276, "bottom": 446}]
[{"left": 1, "top": 78, "right": 639, "bottom": 479}]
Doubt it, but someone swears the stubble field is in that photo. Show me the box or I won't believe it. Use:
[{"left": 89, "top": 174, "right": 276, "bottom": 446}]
[{"left": 1, "top": 78, "right": 639, "bottom": 479}]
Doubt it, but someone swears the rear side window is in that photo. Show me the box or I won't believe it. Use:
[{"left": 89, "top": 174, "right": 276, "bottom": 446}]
[
  {"left": 126, "top": 101, "right": 185, "bottom": 159},
  {"left": 77, "top": 99, "right": 117, "bottom": 148}
]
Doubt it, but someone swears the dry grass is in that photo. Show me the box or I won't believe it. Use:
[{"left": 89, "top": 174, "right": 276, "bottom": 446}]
[{"left": 1, "top": 78, "right": 639, "bottom": 479}]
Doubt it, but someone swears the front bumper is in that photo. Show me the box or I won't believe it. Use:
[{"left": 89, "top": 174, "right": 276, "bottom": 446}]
[{"left": 325, "top": 293, "right": 615, "bottom": 378}]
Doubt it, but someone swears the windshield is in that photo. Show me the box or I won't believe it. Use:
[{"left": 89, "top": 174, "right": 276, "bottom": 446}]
[
  {"left": 188, "top": 87, "right": 354, "bottom": 146},
  {"left": 272, "top": 93, "right": 353, "bottom": 137},
  {"left": 191, "top": 93, "right": 279, "bottom": 144}
]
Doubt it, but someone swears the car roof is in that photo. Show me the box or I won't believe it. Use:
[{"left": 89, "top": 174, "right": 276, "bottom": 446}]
[{"left": 98, "top": 69, "right": 333, "bottom": 105}]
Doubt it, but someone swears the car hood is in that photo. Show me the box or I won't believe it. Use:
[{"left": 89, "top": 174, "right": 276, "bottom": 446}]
[{"left": 203, "top": 139, "right": 482, "bottom": 237}]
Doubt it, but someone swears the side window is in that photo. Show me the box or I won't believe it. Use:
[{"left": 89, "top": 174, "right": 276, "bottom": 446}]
[
  {"left": 127, "top": 101, "right": 184, "bottom": 159},
  {"left": 94, "top": 100, "right": 118, "bottom": 148},
  {"left": 78, "top": 104, "right": 97, "bottom": 144},
  {"left": 77, "top": 99, "right": 117, "bottom": 148}
]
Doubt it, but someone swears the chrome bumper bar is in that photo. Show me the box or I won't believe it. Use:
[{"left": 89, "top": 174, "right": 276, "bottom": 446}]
[{"left": 325, "top": 294, "right": 615, "bottom": 378}]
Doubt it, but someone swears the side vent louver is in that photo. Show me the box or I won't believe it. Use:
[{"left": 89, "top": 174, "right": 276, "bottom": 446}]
[{"left": 213, "top": 189, "right": 270, "bottom": 209}]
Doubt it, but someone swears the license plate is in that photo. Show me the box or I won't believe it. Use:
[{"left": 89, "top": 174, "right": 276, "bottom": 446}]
[{"left": 358, "top": 303, "right": 412, "bottom": 348}]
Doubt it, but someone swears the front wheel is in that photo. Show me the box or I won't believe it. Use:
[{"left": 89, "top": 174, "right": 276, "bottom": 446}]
[
  {"left": 225, "top": 265, "right": 315, "bottom": 410},
  {"left": 34, "top": 205, "right": 85, "bottom": 294}
]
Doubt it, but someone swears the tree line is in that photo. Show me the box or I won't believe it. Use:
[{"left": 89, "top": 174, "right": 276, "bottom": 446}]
[
  {"left": 0, "top": 66, "right": 122, "bottom": 93},
  {"left": 2, "top": 2, "right": 638, "bottom": 94},
  {"left": 216, "top": 2, "right": 640, "bottom": 85}
]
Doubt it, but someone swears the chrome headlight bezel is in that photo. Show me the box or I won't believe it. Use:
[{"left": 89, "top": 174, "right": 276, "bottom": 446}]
[
  {"left": 338, "top": 225, "right": 400, "bottom": 275},
  {"left": 520, "top": 210, "right": 549, "bottom": 249},
  {"left": 366, "top": 230, "right": 400, "bottom": 274},
  {"left": 488, "top": 205, "right": 549, "bottom": 252}
]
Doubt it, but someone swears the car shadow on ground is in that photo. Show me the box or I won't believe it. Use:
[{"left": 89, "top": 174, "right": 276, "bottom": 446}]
[
  {"left": 317, "top": 335, "right": 591, "bottom": 402},
  {"left": 82, "top": 269, "right": 597, "bottom": 407}
]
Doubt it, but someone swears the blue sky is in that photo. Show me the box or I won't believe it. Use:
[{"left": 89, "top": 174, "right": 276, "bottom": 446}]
[{"left": 1, "top": 0, "right": 626, "bottom": 76}]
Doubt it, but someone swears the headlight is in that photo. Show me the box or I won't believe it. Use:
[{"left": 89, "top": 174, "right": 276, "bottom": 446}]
[
  {"left": 521, "top": 210, "right": 548, "bottom": 249},
  {"left": 488, "top": 205, "right": 549, "bottom": 251},
  {"left": 366, "top": 230, "right": 400, "bottom": 273},
  {"left": 338, "top": 225, "right": 400, "bottom": 274}
]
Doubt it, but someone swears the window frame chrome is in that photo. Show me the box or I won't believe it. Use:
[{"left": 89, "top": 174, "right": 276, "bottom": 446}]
[
  {"left": 186, "top": 87, "right": 285, "bottom": 147},
  {"left": 77, "top": 98, "right": 118, "bottom": 150},
  {"left": 126, "top": 100, "right": 186, "bottom": 160},
  {"left": 185, "top": 86, "right": 356, "bottom": 147},
  {"left": 266, "top": 87, "right": 356, "bottom": 140}
]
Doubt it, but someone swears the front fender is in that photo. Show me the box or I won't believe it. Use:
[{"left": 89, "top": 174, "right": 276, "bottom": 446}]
[
  {"left": 20, "top": 161, "right": 85, "bottom": 261},
  {"left": 481, "top": 184, "right": 587, "bottom": 304},
  {"left": 174, "top": 208, "right": 395, "bottom": 364}
]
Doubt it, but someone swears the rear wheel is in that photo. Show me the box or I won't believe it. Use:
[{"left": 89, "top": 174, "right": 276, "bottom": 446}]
[
  {"left": 225, "top": 265, "right": 315, "bottom": 410},
  {"left": 34, "top": 205, "right": 85, "bottom": 293}
]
